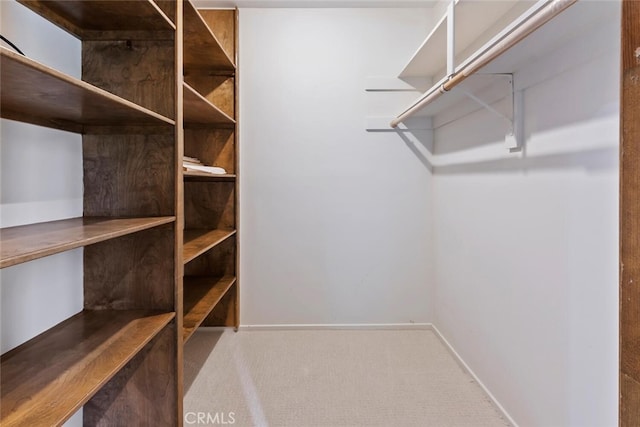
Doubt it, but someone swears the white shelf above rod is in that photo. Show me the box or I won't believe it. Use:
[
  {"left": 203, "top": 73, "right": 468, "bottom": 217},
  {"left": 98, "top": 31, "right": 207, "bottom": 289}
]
[{"left": 390, "top": 0, "right": 577, "bottom": 129}]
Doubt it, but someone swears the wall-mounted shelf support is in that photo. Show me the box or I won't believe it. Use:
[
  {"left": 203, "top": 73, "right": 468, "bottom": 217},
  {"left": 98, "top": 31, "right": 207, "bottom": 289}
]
[
  {"left": 391, "top": 0, "right": 577, "bottom": 129},
  {"left": 446, "top": 0, "right": 455, "bottom": 76},
  {"left": 454, "top": 73, "right": 522, "bottom": 151},
  {"left": 365, "top": 73, "right": 519, "bottom": 146}
]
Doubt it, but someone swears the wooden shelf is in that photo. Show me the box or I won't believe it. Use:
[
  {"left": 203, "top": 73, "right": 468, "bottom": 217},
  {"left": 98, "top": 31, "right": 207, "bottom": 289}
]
[
  {"left": 184, "top": 171, "right": 237, "bottom": 181},
  {"left": 0, "top": 216, "right": 175, "bottom": 269},
  {"left": 183, "top": 82, "right": 235, "bottom": 126},
  {"left": 184, "top": 229, "right": 236, "bottom": 264},
  {"left": 0, "top": 48, "right": 175, "bottom": 133},
  {"left": 0, "top": 310, "right": 174, "bottom": 427},
  {"left": 183, "top": 276, "right": 236, "bottom": 342},
  {"left": 399, "top": 0, "right": 534, "bottom": 78},
  {"left": 183, "top": 0, "right": 235, "bottom": 74},
  {"left": 18, "top": 0, "right": 175, "bottom": 40}
]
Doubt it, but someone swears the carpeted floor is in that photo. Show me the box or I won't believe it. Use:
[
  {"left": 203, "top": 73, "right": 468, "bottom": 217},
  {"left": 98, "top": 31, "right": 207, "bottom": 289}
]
[{"left": 184, "top": 329, "right": 510, "bottom": 427}]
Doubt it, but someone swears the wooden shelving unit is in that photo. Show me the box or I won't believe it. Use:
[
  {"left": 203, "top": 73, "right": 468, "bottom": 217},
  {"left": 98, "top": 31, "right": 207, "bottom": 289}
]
[
  {"left": 0, "top": 216, "right": 174, "bottom": 268},
  {"left": 182, "top": 4, "right": 239, "bottom": 337},
  {"left": 1, "top": 311, "right": 174, "bottom": 427},
  {"left": 1, "top": 0, "right": 184, "bottom": 425},
  {"left": 1, "top": 1, "right": 240, "bottom": 423}
]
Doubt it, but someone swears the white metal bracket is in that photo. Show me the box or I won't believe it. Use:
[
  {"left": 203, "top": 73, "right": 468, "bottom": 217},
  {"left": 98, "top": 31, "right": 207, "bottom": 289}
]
[
  {"left": 454, "top": 73, "right": 523, "bottom": 151},
  {"left": 446, "top": 0, "right": 455, "bottom": 77}
]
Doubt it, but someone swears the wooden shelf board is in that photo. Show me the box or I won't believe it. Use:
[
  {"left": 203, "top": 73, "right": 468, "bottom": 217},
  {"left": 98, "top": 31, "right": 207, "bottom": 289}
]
[
  {"left": 183, "top": 229, "right": 236, "bottom": 264},
  {"left": 0, "top": 48, "right": 175, "bottom": 133},
  {"left": 183, "top": 82, "right": 235, "bottom": 126},
  {"left": 184, "top": 171, "right": 237, "bottom": 181},
  {"left": 18, "top": 0, "right": 175, "bottom": 39},
  {"left": 0, "top": 310, "right": 175, "bottom": 427},
  {"left": 183, "top": 276, "right": 236, "bottom": 342},
  {"left": 399, "top": 0, "right": 534, "bottom": 78},
  {"left": 0, "top": 216, "right": 175, "bottom": 269},
  {"left": 183, "top": 0, "right": 235, "bottom": 74}
]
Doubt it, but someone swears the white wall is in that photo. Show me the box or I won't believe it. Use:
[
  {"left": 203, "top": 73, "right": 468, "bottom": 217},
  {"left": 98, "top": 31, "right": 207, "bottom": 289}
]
[
  {"left": 239, "top": 8, "right": 435, "bottom": 325},
  {"left": 0, "top": 2, "right": 83, "bottom": 424},
  {"left": 432, "top": 2, "right": 620, "bottom": 426}
]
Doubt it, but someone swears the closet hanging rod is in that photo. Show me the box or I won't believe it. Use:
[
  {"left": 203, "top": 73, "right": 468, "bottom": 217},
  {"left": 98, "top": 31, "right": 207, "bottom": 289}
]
[{"left": 390, "top": 0, "right": 577, "bottom": 128}]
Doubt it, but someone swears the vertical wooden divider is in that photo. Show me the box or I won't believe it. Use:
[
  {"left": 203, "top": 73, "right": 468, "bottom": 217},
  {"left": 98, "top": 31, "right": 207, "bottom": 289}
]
[
  {"left": 80, "top": 2, "right": 181, "bottom": 425},
  {"left": 234, "top": 7, "right": 240, "bottom": 329},
  {"left": 620, "top": 0, "right": 640, "bottom": 425},
  {"left": 176, "top": 0, "right": 185, "bottom": 424}
]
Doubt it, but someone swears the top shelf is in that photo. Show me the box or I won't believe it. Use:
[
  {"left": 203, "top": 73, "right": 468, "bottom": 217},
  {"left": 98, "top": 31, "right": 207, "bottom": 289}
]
[
  {"left": 0, "top": 47, "right": 175, "bottom": 133},
  {"left": 183, "top": 0, "right": 235, "bottom": 75},
  {"left": 399, "top": 0, "right": 535, "bottom": 79},
  {"left": 17, "top": 0, "right": 175, "bottom": 40}
]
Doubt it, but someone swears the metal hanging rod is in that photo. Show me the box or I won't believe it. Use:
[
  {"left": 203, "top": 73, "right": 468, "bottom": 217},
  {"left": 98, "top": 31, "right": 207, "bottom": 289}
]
[{"left": 390, "top": 0, "right": 578, "bottom": 129}]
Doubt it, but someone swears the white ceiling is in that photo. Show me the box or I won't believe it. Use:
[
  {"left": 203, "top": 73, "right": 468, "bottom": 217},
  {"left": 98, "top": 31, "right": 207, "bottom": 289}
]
[{"left": 193, "top": 0, "right": 438, "bottom": 8}]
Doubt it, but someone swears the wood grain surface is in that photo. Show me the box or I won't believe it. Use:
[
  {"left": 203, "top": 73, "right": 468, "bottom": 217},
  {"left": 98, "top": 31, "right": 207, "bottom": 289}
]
[
  {"left": 18, "top": 0, "right": 175, "bottom": 39},
  {"left": 183, "top": 276, "right": 236, "bottom": 342},
  {"left": 183, "top": 0, "right": 234, "bottom": 74},
  {"left": 183, "top": 229, "right": 236, "bottom": 264},
  {"left": 0, "top": 310, "right": 174, "bottom": 427},
  {"left": 83, "top": 39, "right": 176, "bottom": 119},
  {"left": 184, "top": 181, "right": 235, "bottom": 229},
  {"left": 620, "top": 1, "right": 640, "bottom": 424},
  {"left": 84, "top": 322, "right": 178, "bottom": 426},
  {"left": 83, "top": 134, "right": 176, "bottom": 217},
  {"left": 84, "top": 224, "right": 175, "bottom": 311},
  {"left": 0, "top": 216, "right": 174, "bottom": 269},
  {"left": 185, "top": 128, "right": 236, "bottom": 173},
  {"left": 203, "top": 283, "right": 237, "bottom": 328},
  {"left": 183, "top": 82, "right": 235, "bottom": 126},
  {"left": 198, "top": 9, "right": 236, "bottom": 64},
  {"left": 0, "top": 48, "right": 174, "bottom": 133},
  {"left": 184, "top": 76, "right": 235, "bottom": 120},
  {"left": 184, "top": 235, "right": 236, "bottom": 278}
]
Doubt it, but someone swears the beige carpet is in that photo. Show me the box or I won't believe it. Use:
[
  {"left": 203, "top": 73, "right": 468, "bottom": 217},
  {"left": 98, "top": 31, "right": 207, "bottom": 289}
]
[{"left": 184, "top": 329, "right": 510, "bottom": 427}]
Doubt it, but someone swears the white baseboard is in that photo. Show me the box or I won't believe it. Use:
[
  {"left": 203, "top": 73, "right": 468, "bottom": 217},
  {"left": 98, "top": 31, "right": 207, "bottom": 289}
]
[
  {"left": 238, "top": 322, "right": 433, "bottom": 331},
  {"left": 430, "top": 324, "right": 518, "bottom": 427}
]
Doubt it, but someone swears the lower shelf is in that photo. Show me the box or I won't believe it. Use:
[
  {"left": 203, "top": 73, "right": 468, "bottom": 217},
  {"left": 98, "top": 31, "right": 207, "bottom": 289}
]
[
  {"left": 183, "top": 228, "right": 236, "bottom": 264},
  {"left": 0, "top": 310, "right": 175, "bottom": 427},
  {"left": 183, "top": 276, "right": 236, "bottom": 342}
]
